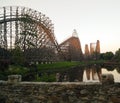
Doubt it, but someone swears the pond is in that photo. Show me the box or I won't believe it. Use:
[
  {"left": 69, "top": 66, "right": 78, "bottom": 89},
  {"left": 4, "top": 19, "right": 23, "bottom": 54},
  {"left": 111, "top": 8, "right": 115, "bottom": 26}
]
[
  {"left": 102, "top": 68, "right": 120, "bottom": 82},
  {"left": 55, "top": 65, "right": 120, "bottom": 83},
  {"left": 83, "top": 67, "right": 120, "bottom": 83}
]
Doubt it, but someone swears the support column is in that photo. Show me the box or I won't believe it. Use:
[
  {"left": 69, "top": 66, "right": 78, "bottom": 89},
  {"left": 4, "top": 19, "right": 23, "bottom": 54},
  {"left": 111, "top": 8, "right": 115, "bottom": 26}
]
[{"left": 3, "top": 7, "right": 7, "bottom": 49}]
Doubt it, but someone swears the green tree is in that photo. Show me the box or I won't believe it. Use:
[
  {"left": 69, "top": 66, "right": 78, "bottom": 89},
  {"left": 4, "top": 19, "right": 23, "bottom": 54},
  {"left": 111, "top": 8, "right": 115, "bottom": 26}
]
[
  {"left": 0, "top": 48, "right": 10, "bottom": 71},
  {"left": 100, "top": 52, "right": 114, "bottom": 60},
  {"left": 116, "top": 67, "right": 120, "bottom": 73},
  {"left": 10, "top": 47, "right": 25, "bottom": 65},
  {"left": 114, "top": 48, "right": 120, "bottom": 62}
]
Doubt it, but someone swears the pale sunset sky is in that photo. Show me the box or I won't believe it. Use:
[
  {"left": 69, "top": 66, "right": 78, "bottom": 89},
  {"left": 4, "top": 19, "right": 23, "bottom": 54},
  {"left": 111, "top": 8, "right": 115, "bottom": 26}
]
[{"left": 0, "top": 0, "right": 120, "bottom": 53}]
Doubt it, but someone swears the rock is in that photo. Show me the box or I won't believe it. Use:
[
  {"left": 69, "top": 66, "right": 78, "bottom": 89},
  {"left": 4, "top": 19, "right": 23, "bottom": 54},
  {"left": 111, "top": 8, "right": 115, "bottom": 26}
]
[
  {"left": 110, "top": 96, "right": 120, "bottom": 103},
  {"left": 0, "top": 82, "right": 119, "bottom": 103},
  {"left": 8, "top": 75, "right": 22, "bottom": 83},
  {"left": 80, "top": 89, "right": 89, "bottom": 97},
  {"left": 98, "top": 95, "right": 105, "bottom": 101},
  {"left": 101, "top": 74, "right": 114, "bottom": 85}
]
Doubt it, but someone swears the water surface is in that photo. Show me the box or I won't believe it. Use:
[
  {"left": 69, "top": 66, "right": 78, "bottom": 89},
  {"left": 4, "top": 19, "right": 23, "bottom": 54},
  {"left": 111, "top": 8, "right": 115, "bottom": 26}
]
[{"left": 83, "top": 67, "right": 120, "bottom": 83}]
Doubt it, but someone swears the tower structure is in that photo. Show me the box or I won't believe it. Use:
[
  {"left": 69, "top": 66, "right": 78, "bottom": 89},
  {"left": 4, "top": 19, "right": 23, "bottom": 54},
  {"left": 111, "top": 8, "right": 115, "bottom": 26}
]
[
  {"left": 85, "top": 40, "right": 101, "bottom": 82},
  {"left": 96, "top": 40, "right": 100, "bottom": 53},
  {"left": 84, "top": 40, "right": 100, "bottom": 60},
  {"left": 84, "top": 44, "right": 90, "bottom": 59},
  {"left": 72, "top": 29, "right": 78, "bottom": 37},
  {"left": 90, "top": 43, "right": 96, "bottom": 55},
  {"left": 59, "top": 29, "right": 83, "bottom": 61}
]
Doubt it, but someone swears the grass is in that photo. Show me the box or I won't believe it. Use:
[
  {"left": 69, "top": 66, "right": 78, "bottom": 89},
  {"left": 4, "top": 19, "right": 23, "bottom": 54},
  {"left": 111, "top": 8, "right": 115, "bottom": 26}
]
[
  {"left": 36, "top": 60, "right": 105, "bottom": 73},
  {"left": 0, "top": 60, "right": 106, "bottom": 81},
  {"left": 35, "top": 74, "right": 56, "bottom": 82},
  {"left": 8, "top": 65, "right": 29, "bottom": 75},
  {"left": 37, "top": 61, "right": 81, "bottom": 72}
]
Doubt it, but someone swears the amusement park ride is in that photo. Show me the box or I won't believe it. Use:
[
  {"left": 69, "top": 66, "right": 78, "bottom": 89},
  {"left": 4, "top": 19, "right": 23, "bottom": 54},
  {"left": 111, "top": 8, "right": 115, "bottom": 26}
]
[
  {"left": 0, "top": 6, "right": 64, "bottom": 63},
  {"left": 0, "top": 6, "right": 100, "bottom": 64}
]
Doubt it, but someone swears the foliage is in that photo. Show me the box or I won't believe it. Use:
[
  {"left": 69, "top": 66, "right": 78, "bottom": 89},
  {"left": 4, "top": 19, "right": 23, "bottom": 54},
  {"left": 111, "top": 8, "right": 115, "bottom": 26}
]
[
  {"left": 100, "top": 52, "right": 114, "bottom": 60},
  {"left": 0, "top": 48, "right": 10, "bottom": 59},
  {"left": 0, "top": 48, "right": 10, "bottom": 71},
  {"left": 10, "top": 47, "right": 25, "bottom": 65},
  {"left": 114, "top": 48, "right": 120, "bottom": 62},
  {"left": 0, "top": 60, "right": 117, "bottom": 82},
  {"left": 25, "top": 47, "right": 56, "bottom": 62},
  {"left": 116, "top": 67, "right": 120, "bottom": 73},
  {"left": 8, "top": 65, "right": 28, "bottom": 75},
  {"left": 0, "top": 71, "right": 8, "bottom": 80},
  {"left": 0, "top": 61, "right": 81, "bottom": 81},
  {"left": 35, "top": 74, "right": 56, "bottom": 82}
]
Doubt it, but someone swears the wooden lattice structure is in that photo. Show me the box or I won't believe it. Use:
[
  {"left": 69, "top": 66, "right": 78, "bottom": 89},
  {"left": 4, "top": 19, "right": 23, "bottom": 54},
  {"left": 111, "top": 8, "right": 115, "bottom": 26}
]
[
  {"left": 0, "top": 6, "right": 62, "bottom": 63},
  {"left": 59, "top": 30, "right": 83, "bottom": 61}
]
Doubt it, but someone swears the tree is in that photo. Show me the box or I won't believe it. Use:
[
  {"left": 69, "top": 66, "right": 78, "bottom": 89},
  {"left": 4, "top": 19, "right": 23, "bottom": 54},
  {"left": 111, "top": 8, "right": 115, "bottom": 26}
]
[
  {"left": 100, "top": 52, "right": 114, "bottom": 60},
  {"left": 116, "top": 67, "right": 120, "bottom": 73},
  {"left": 0, "top": 48, "right": 10, "bottom": 71},
  {"left": 114, "top": 48, "right": 120, "bottom": 62},
  {"left": 0, "top": 48, "right": 10, "bottom": 60},
  {"left": 10, "top": 47, "right": 25, "bottom": 65}
]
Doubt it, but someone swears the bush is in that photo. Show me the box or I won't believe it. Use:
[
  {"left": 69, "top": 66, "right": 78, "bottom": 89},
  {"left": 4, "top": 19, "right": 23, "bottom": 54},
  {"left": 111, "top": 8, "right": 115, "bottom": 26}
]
[{"left": 35, "top": 73, "right": 56, "bottom": 82}]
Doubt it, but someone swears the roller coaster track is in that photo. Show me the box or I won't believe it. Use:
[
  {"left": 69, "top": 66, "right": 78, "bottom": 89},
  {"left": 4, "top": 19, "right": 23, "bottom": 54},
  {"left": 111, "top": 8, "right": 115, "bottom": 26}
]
[{"left": 0, "top": 6, "right": 63, "bottom": 62}]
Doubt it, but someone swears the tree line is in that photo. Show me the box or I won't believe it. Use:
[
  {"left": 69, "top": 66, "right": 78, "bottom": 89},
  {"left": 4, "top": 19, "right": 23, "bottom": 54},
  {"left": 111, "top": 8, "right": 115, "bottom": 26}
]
[{"left": 100, "top": 48, "right": 120, "bottom": 62}]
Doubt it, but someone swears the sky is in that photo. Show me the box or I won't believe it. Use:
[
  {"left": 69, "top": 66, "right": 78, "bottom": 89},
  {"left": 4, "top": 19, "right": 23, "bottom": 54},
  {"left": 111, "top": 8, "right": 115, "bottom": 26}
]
[{"left": 0, "top": 0, "right": 120, "bottom": 53}]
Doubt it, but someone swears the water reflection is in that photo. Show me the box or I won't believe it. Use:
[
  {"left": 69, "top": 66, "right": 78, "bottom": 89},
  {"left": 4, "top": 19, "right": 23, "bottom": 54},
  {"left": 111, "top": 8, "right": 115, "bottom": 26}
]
[
  {"left": 102, "top": 68, "right": 120, "bottom": 82},
  {"left": 116, "top": 67, "right": 120, "bottom": 73},
  {"left": 83, "top": 65, "right": 102, "bottom": 82},
  {"left": 56, "top": 66, "right": 84, "bottom": 82},
  {"left": 55, "top": 65, "right": 120, "bottom": 82},
  {"left": 83, "top": 65, "right": 120, "bottom": 83}
]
